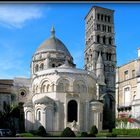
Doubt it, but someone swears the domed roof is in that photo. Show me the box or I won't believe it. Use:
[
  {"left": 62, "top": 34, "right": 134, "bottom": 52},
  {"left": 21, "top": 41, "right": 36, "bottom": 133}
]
[{"left": 35, "top": 26, "right": 71, "bottom": 57}]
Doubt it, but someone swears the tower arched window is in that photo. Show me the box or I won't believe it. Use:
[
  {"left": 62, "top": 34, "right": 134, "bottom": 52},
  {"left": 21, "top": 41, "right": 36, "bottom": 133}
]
[
  {"left": 97, "top": 13, "right": 100, "bottom": 20},
  {"left": 101, "top": 14, "right": 103, "bottom": 21},
  {"left": 90, "top": 54, "right": 92, "bottom": 61},
  {"left": 52, "top": 63, "right": 55, "bottom": 67},
  {"left": 109, "top": 37, "right": 112, "bottom": 45},
  {"left": 103, "top": 36, "right": 106, "bottom": 44},
  {"left": 105, "top": 15, "right": 107, "bottom": 22},
  {"left": 97, "top": 35, "right": 100, "bottom": 43},
  {"left": 108, "top": 16, "right": 111, "bottom": 22},
  {"left": 87, "top": 57, "right": 89, "bottom": 63}
]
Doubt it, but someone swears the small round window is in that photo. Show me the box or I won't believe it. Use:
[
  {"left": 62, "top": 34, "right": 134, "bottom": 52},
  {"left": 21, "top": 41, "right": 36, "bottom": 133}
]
[{"left": 20, "top": 91, "right": 26, "bottom": 97}]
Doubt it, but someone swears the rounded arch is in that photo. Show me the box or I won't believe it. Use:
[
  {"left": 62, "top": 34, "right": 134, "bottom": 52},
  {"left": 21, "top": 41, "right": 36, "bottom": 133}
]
[
  {"left": 67, "top": 100, "right": 78, "bottom": 122},
  {"left": 56, "top": 78, "right": 71, "bottom": 92},
  {"left": 73, "top": 79, "right": 87, "bottom": 93},
  {"left": 35, "top": 64, "right": 39, "bottom": 72},
  {"left": 40, "top": 63, "right": 44, "bottom": 70},
  {"left": 26, "top": 110, "right": 33, "bottom": 130},
  {"left": 100, "top": 93, "right": 115, "bottom": 129},
  {"left": 35, "top": 108, "right": 42, "bottom": 121},
  {"left": 39, "top": 78, "right": 52, "bottom": 93}
]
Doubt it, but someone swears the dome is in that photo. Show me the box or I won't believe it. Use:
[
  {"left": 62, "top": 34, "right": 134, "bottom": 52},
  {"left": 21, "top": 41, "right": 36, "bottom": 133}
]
[{"left": 35, "top": 26, "right": 71, "bottom": 57}]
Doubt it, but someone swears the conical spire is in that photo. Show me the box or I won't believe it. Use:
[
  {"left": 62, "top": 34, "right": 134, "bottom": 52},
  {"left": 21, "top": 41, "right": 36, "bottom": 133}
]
[
  {"left": 96, "top": 52, "right": 105, "bottom": 85},
  {"left": 97, "top": 52, "right": 103, "bottom": 64},
  {"left": 51, "top": 25, "right": 55, "bottom": 38}
]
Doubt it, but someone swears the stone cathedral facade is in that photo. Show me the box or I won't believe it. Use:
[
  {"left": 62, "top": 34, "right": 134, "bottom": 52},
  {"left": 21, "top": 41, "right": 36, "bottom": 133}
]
[
  {"left": 0, "top": 6, "right": 117, "bottom": 132},
  {"left": 24, "top": 26, "right": 103, "bottom": 132}
]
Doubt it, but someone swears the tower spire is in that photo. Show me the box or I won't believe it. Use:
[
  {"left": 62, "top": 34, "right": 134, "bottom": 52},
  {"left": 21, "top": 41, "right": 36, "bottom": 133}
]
[{"left": 51, "top": 25, "right": 55, "bottom": 38}]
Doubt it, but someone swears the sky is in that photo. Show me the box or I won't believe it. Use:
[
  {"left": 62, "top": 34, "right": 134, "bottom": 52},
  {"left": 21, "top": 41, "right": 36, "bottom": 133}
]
[{"left": 0, "top": 2, "right": 140, "bottom": 79}]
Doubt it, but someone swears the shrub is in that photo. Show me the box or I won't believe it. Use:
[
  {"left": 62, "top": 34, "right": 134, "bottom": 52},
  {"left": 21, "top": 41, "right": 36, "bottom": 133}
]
[
  {"left": 112, "top": 128, "right": 140, "bottom": 136},
  {"left": 60, "top": 127, "right": 76, "bottom": 137},
  {"left": 106, "top": 133, "right": 117, "bottom": 137},
  {"left": 87, "top": 133, "right": 96, "bottom": 137},
  {"left": 90, "top": 125, "right": 98, "bottom": 135},
  {"left": 37, "top": 125, "right": 47, "bottom": 137},
  {"left": 80, "top": 132, "right": 88, "bottom": 137},
  {"left": 18, "top": 133, "right": 34, "bottom": 137}
]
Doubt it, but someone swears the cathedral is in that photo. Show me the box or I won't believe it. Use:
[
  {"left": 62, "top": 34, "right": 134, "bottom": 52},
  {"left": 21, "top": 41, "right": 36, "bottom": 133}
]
[{"left": 0, "top": 6, "right": 116, "bottom": 132}]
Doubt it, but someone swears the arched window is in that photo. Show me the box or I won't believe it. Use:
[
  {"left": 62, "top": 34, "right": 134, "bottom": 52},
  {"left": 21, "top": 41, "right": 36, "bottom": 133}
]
[
  {"left": 124, "top": 87, "right": 131, "bottom": 106},
  {"left": 105, "top": 15, "right": 107, "bottom": 22},
  {"left": 108, "top": 16, "right": 111, "bottom": 22},
  {"left": 109, "top": 37, "right": 112, "bottom": 45},
  {"left": 97, "top": 13, "right": 100, "bottom": 20},
  {"left": 52, "top": 64, "right": 55, "bottom": 67},
  {"left": 40, "top": 63, "right": 44, "bottom": 70},
  {"left": 57, "top": 79, "right": 70, "bottom": 92},
  {"left": 42, "top": 85, "right": 46, "bottom": 92},
  {"left": 97, "top": 24, "right": 101, "bottom": 30},
  {"left": 97, "top": 35, "right": 100, "bottom": 43},
  {"left": 101, "top": 14, "right": 103, "bottom": 21},
  {"left": 87, "top": 57, "right": 89, "bottom": 63},
  {"left": 57, "top": 82, "right": 64, "bottom": 92},
  {"left": 47, "top": 84, "right": 50, "bottom": 92},
  {"left": 90, "top": 54, "right": 92, "bottom": 61},
  {"left": 103, "top": 36, "right": 106, "bottom": 44},
  {"left": 37, "top": 109, "right": 41, "bottom": 121},
  {"left": 35, "top": 64, "right": 39, "bottom": 72},
  {"left": 58, "top": 63, "right": 62, "bottom": 67},
  {"left": 75, "top": 84, "right": 80, "bottom": 93}
]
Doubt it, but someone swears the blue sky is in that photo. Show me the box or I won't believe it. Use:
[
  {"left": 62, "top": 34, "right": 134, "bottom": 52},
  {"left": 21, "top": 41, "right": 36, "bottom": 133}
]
[{"left": 0, "top": 2, "right": 140, "bottom": 79}]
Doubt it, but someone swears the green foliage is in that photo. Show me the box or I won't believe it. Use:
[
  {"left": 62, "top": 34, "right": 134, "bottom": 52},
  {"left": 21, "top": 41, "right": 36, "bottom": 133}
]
[
  {"left": 80, "top": 132, "right": 88, "bottom": 137},
  {"left": 90, "top": 125, "right": 98, "bottom": 135},
  {"left": 112, "top": 128, "right": 140, "bottom": 136},
  {"left": 60, "top": 127, "right": 76, "bottom": 137},
  {"left": 96, "top": 132, "right": 108, "bottom": 137},
  {"left": 18, "top": 133, "right": 34, "bottom": 137},
  {"left": 37, "top": 126, "right": 47, "bottom": 137},
  {"left": 87, "top": 133, "right": 96, "bottom": 137},
  {"left": 106, "top": 133, "right": 117, "bottom": 137}
]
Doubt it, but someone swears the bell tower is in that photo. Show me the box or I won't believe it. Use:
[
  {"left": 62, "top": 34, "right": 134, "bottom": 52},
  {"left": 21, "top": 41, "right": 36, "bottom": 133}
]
[{"left": 84, "top": 6, "right": 116, "bottom": 130}]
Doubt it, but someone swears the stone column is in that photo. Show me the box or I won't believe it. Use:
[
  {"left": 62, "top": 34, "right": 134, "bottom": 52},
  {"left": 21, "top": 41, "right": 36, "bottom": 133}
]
[
  {"left": 85, "top": 100, "right": 89, "bottom": 131},
  {"left": 42, "top": 110, "right": 46, "bottom": 130},
  {"left": 64, "top": 101, "right": 67, "bottom": 128},
  {"left": 78, "top": 101, "right": 80, "bottom": 131},
  {"left": 93, "top": 35, "right": 96, "bottom": 42},
  {"left": 55, "top": 100, "right": 60, "bottom": 131}
]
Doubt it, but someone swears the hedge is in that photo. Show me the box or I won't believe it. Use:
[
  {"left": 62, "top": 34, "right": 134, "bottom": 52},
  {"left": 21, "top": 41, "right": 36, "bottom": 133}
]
[{"left": 112, "top": 129, "right": 140, "bottom": 136}]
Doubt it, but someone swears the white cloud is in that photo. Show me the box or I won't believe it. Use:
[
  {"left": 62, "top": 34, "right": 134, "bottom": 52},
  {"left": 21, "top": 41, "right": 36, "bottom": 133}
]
[{"left": 0, "top": 4, "right": 44, "bottom": 28}]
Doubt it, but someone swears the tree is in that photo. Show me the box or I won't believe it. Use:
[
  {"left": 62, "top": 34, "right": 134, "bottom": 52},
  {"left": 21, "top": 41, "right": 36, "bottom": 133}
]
[
  {"left": 61, "top": 127, "right": 76, "bottom": 137},
  {"left": 90, "top": 125, "right": 98, "bottom": 135}
]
